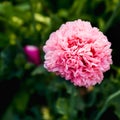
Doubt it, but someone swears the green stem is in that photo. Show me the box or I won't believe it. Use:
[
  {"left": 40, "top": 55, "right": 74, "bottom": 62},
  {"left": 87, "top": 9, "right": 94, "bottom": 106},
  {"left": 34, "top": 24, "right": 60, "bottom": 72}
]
[
  {"left": 68, "top": 86, "right": 76, "bottom": 120},
  {"left": 95, "top": 90, "right": 120, "bottom": 120},
  {"left": 69, "top": 0, "right": 86, "bottom": 18},
  {"left": 103, "top": 2, "right": 120, "bottom": 33},
  {"left": 29, "top": 0, "right": 37, "bottom": 38}
]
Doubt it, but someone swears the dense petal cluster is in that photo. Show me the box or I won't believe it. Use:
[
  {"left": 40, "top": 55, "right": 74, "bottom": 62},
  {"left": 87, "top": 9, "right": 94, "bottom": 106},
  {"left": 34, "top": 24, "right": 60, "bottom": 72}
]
[{"left": 43, "top": 19, "right": 112, "bottom": 87}]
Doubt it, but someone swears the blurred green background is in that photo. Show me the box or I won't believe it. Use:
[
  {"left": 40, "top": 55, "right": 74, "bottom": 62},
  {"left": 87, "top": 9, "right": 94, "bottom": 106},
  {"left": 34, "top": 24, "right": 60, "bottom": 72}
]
[{"left": 0, "top": 0, "right": 120, "bottom": 120}]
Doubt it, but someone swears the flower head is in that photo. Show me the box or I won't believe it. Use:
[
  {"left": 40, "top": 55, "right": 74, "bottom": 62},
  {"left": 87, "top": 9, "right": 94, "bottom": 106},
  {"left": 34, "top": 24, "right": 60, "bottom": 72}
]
[
  {"left": 24, "top": 45, "right": 40, "bottom": 65},
  {"left": 43, "top": 19, "right": 112, "bottom": 87}
]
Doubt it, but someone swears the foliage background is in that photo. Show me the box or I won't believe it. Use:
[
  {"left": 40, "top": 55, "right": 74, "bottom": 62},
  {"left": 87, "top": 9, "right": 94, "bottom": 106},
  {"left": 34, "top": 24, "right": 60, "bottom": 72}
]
[{"left": 0, "top": 0, "right": 120, "bottom": 120}]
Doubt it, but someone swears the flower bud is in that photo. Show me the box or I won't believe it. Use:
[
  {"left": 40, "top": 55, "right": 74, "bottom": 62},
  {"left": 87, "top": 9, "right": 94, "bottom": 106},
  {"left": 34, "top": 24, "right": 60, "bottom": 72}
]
[{"left": 24, "top": 45, "right": 40, "bottom": 65}]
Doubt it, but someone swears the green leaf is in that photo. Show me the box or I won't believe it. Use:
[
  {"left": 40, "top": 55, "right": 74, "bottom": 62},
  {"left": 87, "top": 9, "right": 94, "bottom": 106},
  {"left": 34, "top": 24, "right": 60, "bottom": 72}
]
[
  {"left": 32, "top": 65, "right": 46, "bottom": 75},
  {"left": 13, "top": 91, "right": 30, "bottom": 113},
  {"left": 2, "top": 106, "right": 19, "bottom": 120},
  {"left": 14, "top": 53, "right": 26, "bottom": 68},
  {"left": 110, "top": 95, "right": 120, "bottom": 119},
  {"left": 0, "top": 33, "right": 9, "bottom": 48},
  {"left": 15, "top": 3, "right": 30, "bottom": 11},
  {"left": 56, "top": 98, "right": 69, "bottom": 115}
]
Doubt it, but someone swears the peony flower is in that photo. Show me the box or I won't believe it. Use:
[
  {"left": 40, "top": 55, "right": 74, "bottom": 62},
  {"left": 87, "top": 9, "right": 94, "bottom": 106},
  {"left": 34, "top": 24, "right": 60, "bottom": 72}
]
[
  {"left": 43, "top": 19, "right": 112, "bottom": 87},
  {"left": 24, "top": 45, "right": 40, "bottom": 65}
]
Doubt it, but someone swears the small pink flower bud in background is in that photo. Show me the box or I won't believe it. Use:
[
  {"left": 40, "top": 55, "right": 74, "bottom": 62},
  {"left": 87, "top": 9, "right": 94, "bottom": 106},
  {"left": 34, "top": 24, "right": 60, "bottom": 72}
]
[{"left": 24, "top": 45, "right": 40, "bottom": 66}]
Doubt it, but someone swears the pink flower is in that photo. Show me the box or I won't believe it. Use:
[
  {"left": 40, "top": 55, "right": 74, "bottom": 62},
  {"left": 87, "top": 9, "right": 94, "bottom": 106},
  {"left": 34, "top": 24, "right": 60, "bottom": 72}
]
[
  {"left": 43, "top": 19, "right": 112, "bottom": 87},
  {"left": 24, "top": 45, "right": 40, "bottom": 65}
]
